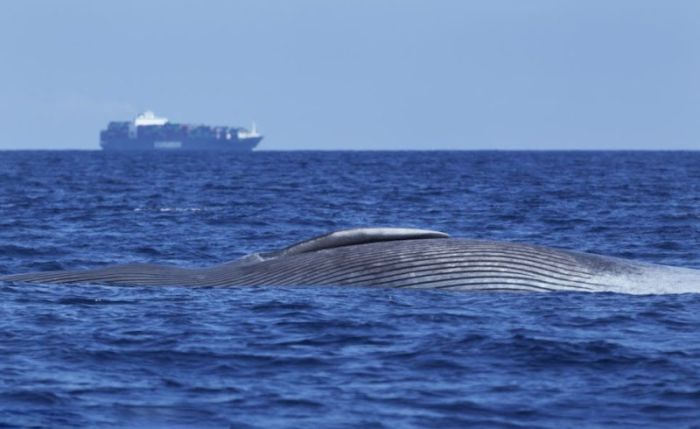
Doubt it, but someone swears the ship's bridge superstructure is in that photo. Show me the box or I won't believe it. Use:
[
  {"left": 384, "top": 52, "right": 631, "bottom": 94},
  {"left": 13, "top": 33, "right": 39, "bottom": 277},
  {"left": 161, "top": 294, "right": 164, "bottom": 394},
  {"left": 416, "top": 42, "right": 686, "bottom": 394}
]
[{"left": 134, "top": 111, "right": 168, "bottom": 126}]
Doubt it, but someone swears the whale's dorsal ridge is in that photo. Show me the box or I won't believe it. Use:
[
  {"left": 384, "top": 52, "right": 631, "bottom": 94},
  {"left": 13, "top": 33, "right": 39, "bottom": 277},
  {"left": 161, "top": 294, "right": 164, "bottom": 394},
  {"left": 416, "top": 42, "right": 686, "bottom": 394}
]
[{"left": 279, "top": 227, "right": 449, "bottom": 256}]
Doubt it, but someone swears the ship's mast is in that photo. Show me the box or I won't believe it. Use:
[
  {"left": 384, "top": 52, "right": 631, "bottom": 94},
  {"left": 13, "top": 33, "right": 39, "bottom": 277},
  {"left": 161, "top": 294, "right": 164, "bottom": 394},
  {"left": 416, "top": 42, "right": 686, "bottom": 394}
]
[{"left": 238, "top": 121, "right": 261, "bottom": 139}]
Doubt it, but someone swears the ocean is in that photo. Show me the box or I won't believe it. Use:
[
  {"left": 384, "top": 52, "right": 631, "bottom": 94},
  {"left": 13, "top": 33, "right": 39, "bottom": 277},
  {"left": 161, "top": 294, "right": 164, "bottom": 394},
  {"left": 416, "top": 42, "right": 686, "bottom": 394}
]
[{"left": 1, "top": 151, "right": 700, "bottom": 428}]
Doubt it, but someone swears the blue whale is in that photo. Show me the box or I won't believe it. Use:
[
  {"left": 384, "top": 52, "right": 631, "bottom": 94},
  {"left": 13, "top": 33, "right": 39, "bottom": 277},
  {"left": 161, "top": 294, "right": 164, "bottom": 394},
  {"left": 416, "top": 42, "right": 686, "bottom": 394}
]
[{"left": 3, "top": 228, "right": 700, "bottom": 294}]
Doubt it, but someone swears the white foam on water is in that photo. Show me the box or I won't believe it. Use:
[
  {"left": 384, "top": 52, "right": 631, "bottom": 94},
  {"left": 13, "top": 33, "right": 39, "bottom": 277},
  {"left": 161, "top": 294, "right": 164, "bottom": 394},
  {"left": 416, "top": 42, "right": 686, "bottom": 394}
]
[
  {"left": 593, "top": 263, "right": 700, "bottom": 295},
  {"left": 133, "top": 207, "right": 204, "bottom": 213}
]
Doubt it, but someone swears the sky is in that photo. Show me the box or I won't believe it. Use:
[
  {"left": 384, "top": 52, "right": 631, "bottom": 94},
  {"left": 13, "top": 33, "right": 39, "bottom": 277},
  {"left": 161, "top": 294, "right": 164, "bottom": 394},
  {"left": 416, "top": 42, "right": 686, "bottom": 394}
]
[{"left": 0, "top": 0, "right": 698, "bottom": 150}]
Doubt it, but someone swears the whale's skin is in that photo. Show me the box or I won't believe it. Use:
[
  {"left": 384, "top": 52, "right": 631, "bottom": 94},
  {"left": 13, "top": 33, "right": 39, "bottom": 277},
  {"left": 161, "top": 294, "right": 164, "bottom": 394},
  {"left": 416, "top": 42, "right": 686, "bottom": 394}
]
[{"left": 3, "top": 229, "right": 700, "bottom": 294}]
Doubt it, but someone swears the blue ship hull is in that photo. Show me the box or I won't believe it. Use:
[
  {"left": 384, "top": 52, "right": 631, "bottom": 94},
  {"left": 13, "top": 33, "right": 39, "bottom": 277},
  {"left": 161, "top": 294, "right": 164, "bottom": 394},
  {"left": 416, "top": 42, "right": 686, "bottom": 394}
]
[{"left": 100, "top": 136, "right": 262, "bottom": 151}]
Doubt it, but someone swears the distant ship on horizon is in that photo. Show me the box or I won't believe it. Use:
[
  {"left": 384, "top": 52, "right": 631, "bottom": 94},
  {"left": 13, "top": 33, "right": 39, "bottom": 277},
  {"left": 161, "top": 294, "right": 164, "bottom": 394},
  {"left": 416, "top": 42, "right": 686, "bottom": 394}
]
[{"left": 100, "top": 111, "right": 263, "bottom": 151}]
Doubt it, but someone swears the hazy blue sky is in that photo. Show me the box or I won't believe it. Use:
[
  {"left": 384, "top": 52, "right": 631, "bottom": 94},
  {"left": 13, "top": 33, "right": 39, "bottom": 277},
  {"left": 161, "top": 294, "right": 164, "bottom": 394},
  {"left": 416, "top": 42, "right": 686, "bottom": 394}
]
[{"left": 1, "top": 0, "right": 698, "bottom": 150}]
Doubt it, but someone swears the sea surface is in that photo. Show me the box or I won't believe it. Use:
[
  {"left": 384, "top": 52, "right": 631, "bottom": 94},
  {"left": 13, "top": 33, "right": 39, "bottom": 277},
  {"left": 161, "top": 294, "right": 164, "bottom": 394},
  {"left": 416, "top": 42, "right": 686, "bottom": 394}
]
[{"left": 1, "top": 151, "right": 700, "bottom": 428}]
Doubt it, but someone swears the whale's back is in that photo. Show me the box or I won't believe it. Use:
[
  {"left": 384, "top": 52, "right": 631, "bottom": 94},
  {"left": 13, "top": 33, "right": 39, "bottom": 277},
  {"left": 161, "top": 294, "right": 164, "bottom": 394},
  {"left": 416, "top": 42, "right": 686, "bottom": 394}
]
[{"left": 214, "top": 238, "right": 638, "bottom": 292}]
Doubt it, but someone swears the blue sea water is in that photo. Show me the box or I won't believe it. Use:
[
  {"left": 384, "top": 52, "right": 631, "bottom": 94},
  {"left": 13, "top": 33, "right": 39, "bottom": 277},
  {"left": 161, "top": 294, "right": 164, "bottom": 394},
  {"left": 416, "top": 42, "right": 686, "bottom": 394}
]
[{"left": 1, "top": 151, "right": 700, "bottom": 428}]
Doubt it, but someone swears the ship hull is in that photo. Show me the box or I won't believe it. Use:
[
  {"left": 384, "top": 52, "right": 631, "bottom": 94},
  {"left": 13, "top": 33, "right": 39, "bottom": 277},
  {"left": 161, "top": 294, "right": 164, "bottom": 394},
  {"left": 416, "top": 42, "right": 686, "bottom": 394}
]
[{"left": 100, "top": 136, "right": 262, "bottom": 151}]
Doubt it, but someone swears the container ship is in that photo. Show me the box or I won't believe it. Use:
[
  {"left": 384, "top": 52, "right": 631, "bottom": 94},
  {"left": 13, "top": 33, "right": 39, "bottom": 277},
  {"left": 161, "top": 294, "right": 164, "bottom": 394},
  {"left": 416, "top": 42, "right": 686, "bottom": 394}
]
[{"left": 100, "top": 111, "right": 262, "bottom": 151}]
